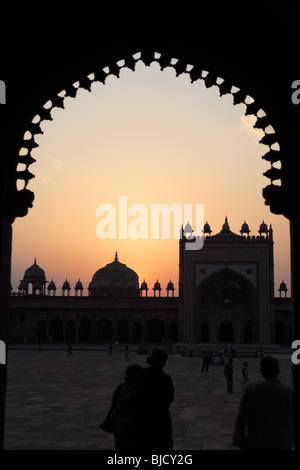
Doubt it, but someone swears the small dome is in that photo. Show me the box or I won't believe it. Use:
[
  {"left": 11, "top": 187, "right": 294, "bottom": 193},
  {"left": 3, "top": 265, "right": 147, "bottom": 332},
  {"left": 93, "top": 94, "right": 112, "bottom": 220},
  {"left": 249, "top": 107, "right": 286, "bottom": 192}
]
[
  {"left": 259, "top": 220, "right": 268, "bottom": 234},
  {"left": 48, "top": 279, "right": 56, "bottom": 290},
  {"left": 240, "top": 220, "right": 250, "bottom": 234},
  {"left": 221, "top": 216, "right": 230, "bottom": 233},
  {"left": 167, "top": 280, "right": 174, "bottom": 290},
  {"left": 75, "top": 279, "right": 83, "bottom": 290},
  {"left": 203, "top": 221, "right": 212, "bottom": 235},
  {"left": 184, "top": 222, "right": 193, "bottom": 234},
  {"left": 141, "top": 279, "right": 148, "bottom": 290},
  {"left": 154, "top": 279, "right": 161, "bottom": 290},
  {"left": 18, "top": 280, "right": 27, "bottom": 290},
  {"left": 62, "top": 279, "right": 70, "bottom": 290},
  {"left": 279, "top": 280, "right": 287, "bottom": 291},
  {"left": 23, "top": 259, "right": 46, "bottom": 282}
]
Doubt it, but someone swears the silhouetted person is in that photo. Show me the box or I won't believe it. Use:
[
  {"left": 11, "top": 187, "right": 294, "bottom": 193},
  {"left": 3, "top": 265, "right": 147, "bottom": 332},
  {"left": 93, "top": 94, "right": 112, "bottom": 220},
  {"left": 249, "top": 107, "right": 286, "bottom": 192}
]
[
  {"left": 233, "top": 356, "right": 293, "bottom": 450},
  {"left": 124, "top": 345, "right": 129, "bottom": 361},
  {"left": 136, "top": 348, "right": 174, "bottom": 450},
  {"left": 67, "top": 343, "right": 73, "bottom": 357},
  {"left": 242, "top": 361, "right": 249, "bottom": 388},
  {"left": 111, "top": 364, "right": 143, "bottom": 450},
  {"left": 224, "top": 356, "right": 233, "bottom": 392},
  {"left": 201, "top": 349, "right": 212, "bottom": 374}
]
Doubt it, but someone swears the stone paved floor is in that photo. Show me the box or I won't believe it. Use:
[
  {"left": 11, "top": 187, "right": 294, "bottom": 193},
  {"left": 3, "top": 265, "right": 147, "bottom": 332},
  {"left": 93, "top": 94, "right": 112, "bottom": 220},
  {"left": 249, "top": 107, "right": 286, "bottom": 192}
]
[{"left": 3, "top": 345, "right": 293, "bottom": 451}]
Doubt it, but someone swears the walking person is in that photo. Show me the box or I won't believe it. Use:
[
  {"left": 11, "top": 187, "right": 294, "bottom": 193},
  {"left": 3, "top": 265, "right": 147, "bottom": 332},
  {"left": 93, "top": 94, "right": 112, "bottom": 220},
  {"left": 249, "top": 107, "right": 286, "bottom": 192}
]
[
  {"left": 224, "top": 356, "right": 233, "bottom": 393},
  {"left": 242, "top": 361, "right": 249, "bottom": 388},
  {"left": 232, "top": 356, "right": 293, "bottom": 450},
  {"left": 67, "top": 343, "right": 73, "bottom": 357},
  {"left": 124, "top": 345, "right": 129, "bottom": 361}
]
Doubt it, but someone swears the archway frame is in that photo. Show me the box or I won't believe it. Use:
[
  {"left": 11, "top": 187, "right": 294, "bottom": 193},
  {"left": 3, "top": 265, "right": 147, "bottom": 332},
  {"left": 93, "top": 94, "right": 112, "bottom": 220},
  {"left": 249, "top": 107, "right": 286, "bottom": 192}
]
[
  {"left": 1, "top": 26, "right": 300, "bottom": 449},
  {"left": 6, "top": 46, "right": 289, "bottom": 223}
]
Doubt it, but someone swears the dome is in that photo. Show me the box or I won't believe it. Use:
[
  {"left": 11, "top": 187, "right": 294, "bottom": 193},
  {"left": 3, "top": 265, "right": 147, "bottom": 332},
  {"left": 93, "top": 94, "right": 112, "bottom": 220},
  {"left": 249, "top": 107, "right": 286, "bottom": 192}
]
[
  {"left": 167, "top": 280, "right": 174, "bottom": 290},
  {"left": 184, "top": 222, "right": 193, "bottom": 235},
  {"left": 203, "top": 221, "right": 212, "bottom": 235},
  {"left": 48, "top": 280, "right": 56, "bottom": 290},
  {"left": 154, "top": 279, "right": 161, "bottom": 290},
  {"left": 279, "top": 280, "right": 287, "bottom": 291},
  {"left": 89, "top": 252, "right": 139, "bottom": 296},
  {"left": 221, "top": 216, "right": 230, "bottom": 233},
  {"left": 141, "top": 279, "right": 148, "bottom": 290},
  {"left": 62, "top": 279, "right": 70, "bottom": 290},
  {"left": 240, "top": 220, "right": 250, "bottom": 234},
  {"left": 75, "top": 279, "right": 83, "bottom": 290},
  {"left": 259, "top": 220, "right": 268, "bottom": 234},
  {"left": 18, "top": 280, "right": 27, "bottom": 291},
  {"left": 23, "top": 259, "right": 46, "bottom": 282}
]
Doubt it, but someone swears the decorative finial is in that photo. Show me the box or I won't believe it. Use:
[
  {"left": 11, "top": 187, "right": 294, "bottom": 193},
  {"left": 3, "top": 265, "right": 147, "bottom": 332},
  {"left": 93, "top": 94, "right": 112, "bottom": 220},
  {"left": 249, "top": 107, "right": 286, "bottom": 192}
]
[{"left": 115, "top": 251, "right": 118, "bottom": 261}]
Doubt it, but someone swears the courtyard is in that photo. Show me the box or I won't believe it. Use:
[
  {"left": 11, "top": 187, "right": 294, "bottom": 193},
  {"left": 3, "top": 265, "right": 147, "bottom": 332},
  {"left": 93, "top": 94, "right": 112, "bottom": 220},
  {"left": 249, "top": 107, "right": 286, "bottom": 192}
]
[{"left": 3, "top": 344, "right": 293, "bottom": 451}]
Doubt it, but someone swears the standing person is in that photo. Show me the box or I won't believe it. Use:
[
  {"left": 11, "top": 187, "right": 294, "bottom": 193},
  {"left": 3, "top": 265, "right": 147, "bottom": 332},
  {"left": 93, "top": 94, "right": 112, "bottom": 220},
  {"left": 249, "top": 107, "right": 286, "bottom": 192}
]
[
  {"left": 224, "top": 356, "right": 233, "bottom": 393},
  {"left": 124, "top": 345, "right": 129, "bottom": 361},
  {"left": 108, "top": 343, "right": 113, "bottom": 357},
  {"left": 136, "top": 348, "right": 174, "bottom": 451},
  {"left": 67, "top": 343, "right": 73, "bottom": 357},
  {"left": 100, "top": 364, "right": 143, "bottom": 450},
  {"left": 201, "top": 349, "right": 212, "bottom": 375},
  {"left": 242, "top": 361, "right": 249, "bottom": 388},
  {"left": 232, "top": 356, "right": 293, "bottom": 450}
]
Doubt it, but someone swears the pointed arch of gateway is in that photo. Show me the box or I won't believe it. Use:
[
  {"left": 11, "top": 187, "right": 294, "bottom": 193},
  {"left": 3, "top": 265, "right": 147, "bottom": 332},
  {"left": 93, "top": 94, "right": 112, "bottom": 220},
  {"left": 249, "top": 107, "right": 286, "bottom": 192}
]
[{"left": 196, "top": 267, "right": 258, "bottom": 343}]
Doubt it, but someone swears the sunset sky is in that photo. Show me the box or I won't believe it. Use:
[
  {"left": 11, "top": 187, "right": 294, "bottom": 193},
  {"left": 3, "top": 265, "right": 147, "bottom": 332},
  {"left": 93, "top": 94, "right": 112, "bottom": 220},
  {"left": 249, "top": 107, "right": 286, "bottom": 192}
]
[{"left": 11, "top": 59, "right": 291, "bottom": 296}]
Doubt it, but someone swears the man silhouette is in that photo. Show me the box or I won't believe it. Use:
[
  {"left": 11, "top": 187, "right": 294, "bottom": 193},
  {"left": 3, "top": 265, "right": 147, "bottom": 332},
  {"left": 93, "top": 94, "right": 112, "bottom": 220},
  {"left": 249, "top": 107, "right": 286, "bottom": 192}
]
[{"left": 232, "top": 356, "right": 293, "bottom": 450}]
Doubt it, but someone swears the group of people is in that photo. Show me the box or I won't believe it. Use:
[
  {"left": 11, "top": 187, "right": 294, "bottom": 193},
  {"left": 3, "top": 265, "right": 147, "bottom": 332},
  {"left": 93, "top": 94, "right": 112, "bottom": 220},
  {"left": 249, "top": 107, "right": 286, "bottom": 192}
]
[
  {"left": 101, "top": 348, "right": 174, "bottom": 451},
  {"left": 101, "top": 350, "right": 293, "bottom": 451}
]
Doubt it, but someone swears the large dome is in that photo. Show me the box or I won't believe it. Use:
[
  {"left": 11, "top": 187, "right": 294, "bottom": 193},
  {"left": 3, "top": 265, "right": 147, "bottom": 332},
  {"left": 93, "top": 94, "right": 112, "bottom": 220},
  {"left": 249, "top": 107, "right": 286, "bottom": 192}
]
[
  {"left": 89, "top": 252, "right": 139, "bottom": 297},
  {"left": 23, "top": 259, "right": 46, "bottom": 282}
]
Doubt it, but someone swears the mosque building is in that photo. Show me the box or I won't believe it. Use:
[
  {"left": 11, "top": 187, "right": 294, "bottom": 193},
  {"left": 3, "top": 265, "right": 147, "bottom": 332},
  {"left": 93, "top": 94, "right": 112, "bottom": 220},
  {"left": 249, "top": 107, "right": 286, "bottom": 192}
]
[{"left": 9, "top": 218, "right": 292, "bottom": 346}]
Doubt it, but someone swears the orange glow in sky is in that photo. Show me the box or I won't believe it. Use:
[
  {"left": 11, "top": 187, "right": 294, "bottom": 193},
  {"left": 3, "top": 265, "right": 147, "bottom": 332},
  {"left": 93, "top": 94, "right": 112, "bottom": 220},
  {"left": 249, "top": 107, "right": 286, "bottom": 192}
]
[{"left": 11, "top": 60, "right": 290, "bottom": 296}]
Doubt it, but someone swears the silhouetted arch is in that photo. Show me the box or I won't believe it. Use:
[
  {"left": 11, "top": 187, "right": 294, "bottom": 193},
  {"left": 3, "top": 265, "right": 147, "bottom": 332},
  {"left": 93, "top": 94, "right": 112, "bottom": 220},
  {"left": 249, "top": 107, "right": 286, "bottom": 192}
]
[
  {"left": 116, "top": 318, "right": 129, "bottom": 343},
  {"left": 132, "top": 321, "right": 142, "bottom": 343},
  {"left": 50, "top": 317, "right": 63, "bottom": 342},
  {"left": 79, "top": 317, "right": 91, "bottom": 342},
  {"left": 66, "top": 321, "right": 76, "bottom": 342},
  {"left": 198, "top": 267, "right": 256, "bottom": 311},
  {"left": 95, "top": 318, "right": 113, "bottom": 342},
  {"left": 146, "top": 318, "right": 165, "bottom": 343},
  {"left": 219, "top": 320, "right": 234, "bottom": 343},
  {"left": 9, "top": 48, "right": 285, "bottom": 223},
  {"left": 37, "top": 320, "right": 47, "bottom": 342}
]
